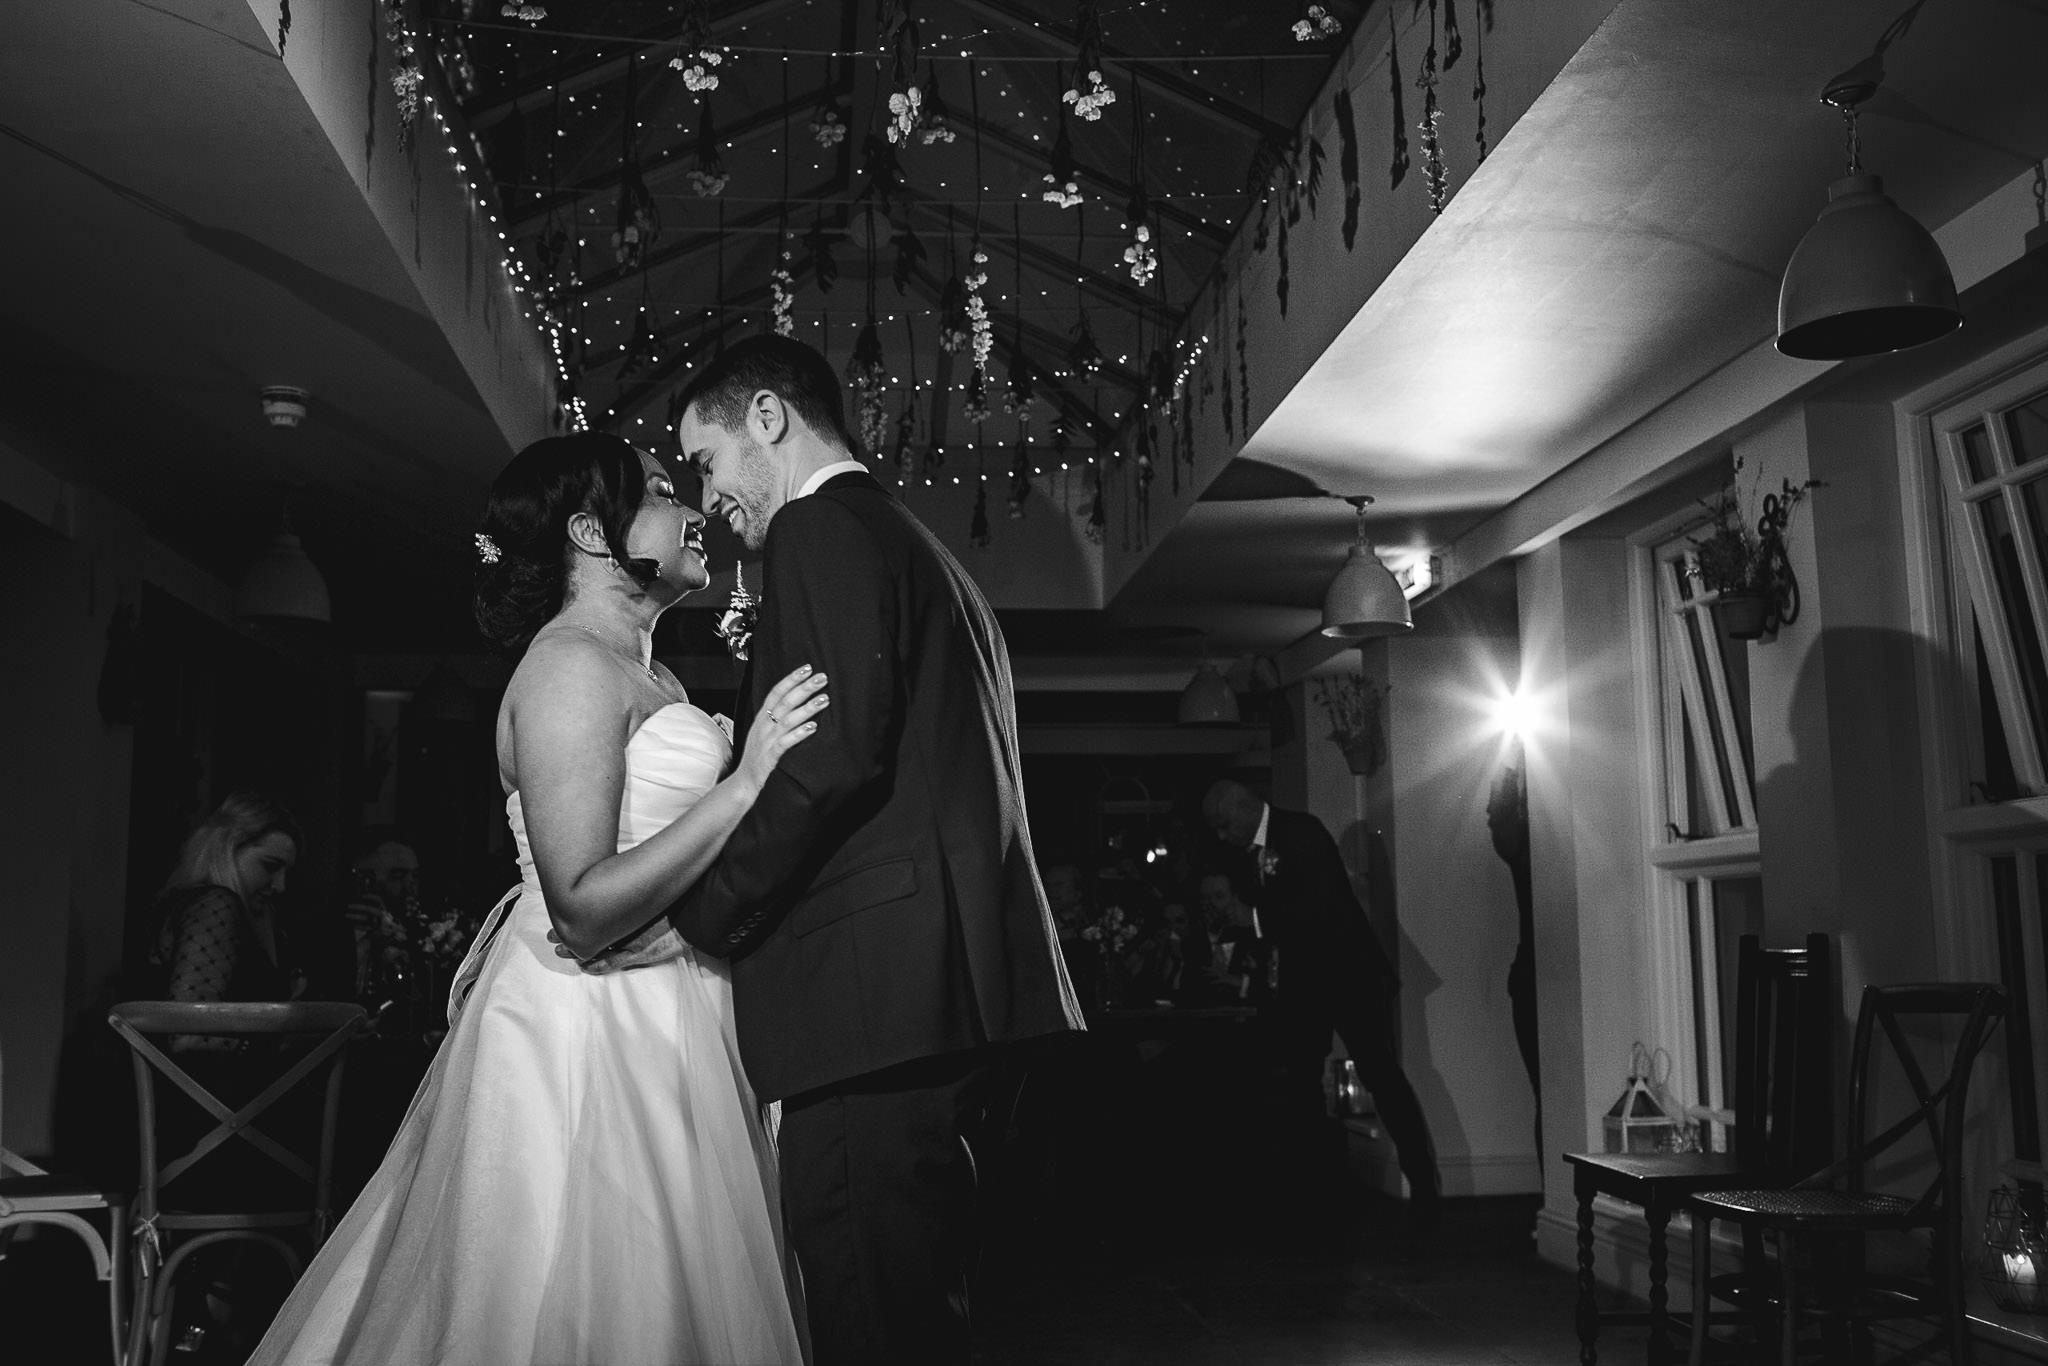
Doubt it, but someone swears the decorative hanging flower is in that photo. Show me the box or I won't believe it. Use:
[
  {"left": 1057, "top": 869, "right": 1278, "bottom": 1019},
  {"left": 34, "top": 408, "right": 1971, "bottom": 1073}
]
[
  {"left": 1042, "top": 177, "right": 1083, "bottom": 209},
  {"left": 962, "top": 368, "right": 991, "bottom": 427},
  {"left": 938, "top": 274, "right": 971, "bottom": 354},
  {"left": 1004, "top": 351, "right": 1036, "bottom": 419},
  {"left": 964, "top": 248, "right": 993, "bottom": 371},
  {"left": 810, "top": 103, "right": 848, "bottom": 147},
  {"left": 669, "top": 1, "right": 721, "bottom": 92},
  {"left": 1062, "top": 69, "right": 1115, "bottom": 122},
  {"left": 500, "top": 2, "right": 546, "bottom": 20},
  {"left": 890, "top": 226, "right": 927, "bottom": 295},
  {"left": 769, "top": 234, "right": 797, "bottom": 338},
  {"left": 1291, "top": 3, "right": 1341, "bottom": 41},
  {"left": 1122, "top": 223, "right": 1157, "bottom": 287},
  {"left": 672, "top": 48, "right": 724, "bottom": 93},
  {"left": 1064, "top": 0, "right": 1115, "bottom": 120},
  {"left": 919, "top": 64, "right": 957, "bottom": 145},
  {"left": 844, "top": 319, "right": 890, "bottom": 453},
  {"left": 892, "top": 396, "right": 920, "bottom": 476},
  {"left": 1067, "top": 314, "right": 1103, "bottom": 375},
  {"left": 970, "top": 483, "right": 992, "bottom": 548},
  {"left": 688, "top": 103, "right": 728, "bottom": 197},
  {"left": 885, "top": 84, "right": 923, "bottom": 145},
  {"left": 612, "top": 164, "right": 659, "bottom": 269}
]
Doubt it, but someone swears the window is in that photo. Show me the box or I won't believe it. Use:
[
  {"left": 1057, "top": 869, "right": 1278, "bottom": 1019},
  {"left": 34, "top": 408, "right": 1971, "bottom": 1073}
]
[
  {"left": 1638, "top": 511, "right": 1762, "bottom": 1137},
  {"left": 1653, "top": 532, "right": 1757, "bottom": 837},
  {"left": 1939, "top": 382, "right": 2048, "bottom": 795}
]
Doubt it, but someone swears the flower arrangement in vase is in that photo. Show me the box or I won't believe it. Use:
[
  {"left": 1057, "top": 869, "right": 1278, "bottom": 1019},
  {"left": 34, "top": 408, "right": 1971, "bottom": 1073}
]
[{"left": 1685, "top": 466, "right": 1821, "bottom": 641}]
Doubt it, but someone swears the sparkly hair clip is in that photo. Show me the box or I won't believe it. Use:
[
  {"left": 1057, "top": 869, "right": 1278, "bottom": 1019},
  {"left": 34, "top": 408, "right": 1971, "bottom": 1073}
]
[{"left": 474, "top": 533, "right": 503, "bottom": 564}]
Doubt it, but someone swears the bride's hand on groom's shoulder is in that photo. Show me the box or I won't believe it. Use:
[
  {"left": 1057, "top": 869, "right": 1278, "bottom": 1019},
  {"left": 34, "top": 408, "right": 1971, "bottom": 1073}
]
[{"left": 549, "top": 918, "right": 689, "bottom": 973}]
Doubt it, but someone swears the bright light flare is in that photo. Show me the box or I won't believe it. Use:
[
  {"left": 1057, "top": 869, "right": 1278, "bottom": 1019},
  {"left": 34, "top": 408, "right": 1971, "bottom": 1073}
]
[{"left": 1486, "top": 687, "right": 1541, "bottom": 743}]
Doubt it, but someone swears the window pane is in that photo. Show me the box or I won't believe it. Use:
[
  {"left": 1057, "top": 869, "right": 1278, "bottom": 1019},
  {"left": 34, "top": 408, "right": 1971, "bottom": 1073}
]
[
  {"left": 1688, "top": 875, "right": 1764, "bottom": 1129},
  {"left": 2011, "top": 393, "right": 2048, "bottom": 468},
  {"left": 1962, "top": 422, "right": 1995, "bottom": 484},
  {"left": 1978, "top": 616, "right": 2022, "bottom": 802},
  {"left": 1979, "top": 492, "right": 2048, "bottom": 774}
]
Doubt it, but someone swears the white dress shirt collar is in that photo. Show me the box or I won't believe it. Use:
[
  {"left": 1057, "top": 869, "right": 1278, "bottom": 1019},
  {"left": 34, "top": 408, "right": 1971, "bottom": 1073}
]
[
  {"left": 797, "top": 460, "right": 870, "bottom": 501},
  {"left": 1252, "top": 803, "right": 1271, "bottom": 851}
]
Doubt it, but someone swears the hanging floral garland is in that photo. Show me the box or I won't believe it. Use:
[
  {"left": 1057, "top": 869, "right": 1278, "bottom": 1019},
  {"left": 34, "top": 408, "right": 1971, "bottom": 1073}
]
[
  {"left": 501, "top": 1, "right": 546, "bottom": 21},
  {"left": 811, "top": 103, "right": 848, "bottom": 148},
  {"left": 1473, "top": 2, "right": 1490, "bottom": 163},
  {"left": 919, "top": 60, "right": 957, "bottom": 145},
  {"left": 1417, "top": 0, "right": 1449, "bottom": 214},
  {"left": 964, "top": 245, "right": 993, "bottom": 373},
  {"left": 769, "top": 72, "right": 796, "bottom": 337},
  {"left": 1121, "top": 77, "right": 1157, "bottom": 288},
  {"left": 385, "top": 0, "right": 423, "bottom": 153},
  {"left": 688, "top": 100, "right": 729, "bottom": 197},
  {"left": 1292, "top": 3, "right": 1341, "bottom": 42},
  {"left": 803, "top": 216, "right": 839, "bottom": 293},
  {"left": 1042, "top": 67, "right": 1083, "bottom": 208},
  {"left": 669, "top": 0, "right": 722, "bottom": 92},
  {"left": 846, "top": 320, "right": 889, "bottom": 453},
  {"left": 890, "top": 220, "right": 926, "bottom": 294},
  {"left": 880, "top": 0, "right": 925, "bottom": 145},
  {"left": 1062, "top": 0, "right": 1116, "bottom": 120},
  {"left": 1444, "top": 0, "right": 1465, "bottom": 68}
]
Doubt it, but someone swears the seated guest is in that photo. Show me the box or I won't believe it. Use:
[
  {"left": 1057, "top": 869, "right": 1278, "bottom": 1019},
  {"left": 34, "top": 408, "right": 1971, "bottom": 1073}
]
[
  {"left": 1186, "top": 870, "right": 1269, "bottom": 1005},
  {"left": 336, "top": 828, "right": 424, "bottom": 1003},
  {"left": 144, "top": 791, "right": 302, "bottom": 1030}
]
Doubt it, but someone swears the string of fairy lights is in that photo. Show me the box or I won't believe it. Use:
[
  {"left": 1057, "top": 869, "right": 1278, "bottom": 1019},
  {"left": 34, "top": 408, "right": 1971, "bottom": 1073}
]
[{"left": 385, "top": 0, "right": 1494, "bottom": 550}]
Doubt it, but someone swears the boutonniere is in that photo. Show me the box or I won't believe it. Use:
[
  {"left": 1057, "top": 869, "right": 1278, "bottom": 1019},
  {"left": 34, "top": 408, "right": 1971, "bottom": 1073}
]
[
  {"left": 714, "top": 566, "right": 759, "bottom": 662},
  {"left": 1258, "top": 849, "right": 1280, "bottom": 879}
]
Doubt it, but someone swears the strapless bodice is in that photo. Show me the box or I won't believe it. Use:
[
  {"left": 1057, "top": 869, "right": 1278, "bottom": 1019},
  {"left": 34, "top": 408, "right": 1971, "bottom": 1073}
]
[{"left": 505, "top": 702, "right": 732, "bottom": 881}]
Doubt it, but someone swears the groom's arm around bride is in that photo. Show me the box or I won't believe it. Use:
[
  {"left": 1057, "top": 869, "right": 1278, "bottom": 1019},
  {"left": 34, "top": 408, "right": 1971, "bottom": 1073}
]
[{"left": 670, "top": 336, "right": 1083, "bottom": 1365}]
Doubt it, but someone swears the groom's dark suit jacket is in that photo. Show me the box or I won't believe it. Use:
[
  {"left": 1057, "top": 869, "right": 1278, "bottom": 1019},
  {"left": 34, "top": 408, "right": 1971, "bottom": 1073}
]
[
  {"left": 673, "top": 469, "right": 1085, "bottom": 1101},
  {"left": 1254, "top": 805, "right": 1400, "bottom": 1016}
]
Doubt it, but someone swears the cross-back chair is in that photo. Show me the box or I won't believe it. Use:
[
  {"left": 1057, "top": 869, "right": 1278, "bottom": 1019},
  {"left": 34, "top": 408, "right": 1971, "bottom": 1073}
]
[
  {"left": 1, "top": 1035, "right": 131, "bottom": 1365},
  {"left": 1563, "top": 933, "right": 1834, "bottom": 1364},
  {"left": 107, "top": 1000, "right": 366, "bottom": 1366},
  {"left": 1687, "top": 981, "right": 2007, "bottom": 1366}
]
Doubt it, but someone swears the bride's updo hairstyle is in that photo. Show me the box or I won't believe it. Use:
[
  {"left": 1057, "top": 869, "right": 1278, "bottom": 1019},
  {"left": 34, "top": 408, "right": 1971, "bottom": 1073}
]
[{"left": 474, "top": 431, "right": 663, "bottom": 649}]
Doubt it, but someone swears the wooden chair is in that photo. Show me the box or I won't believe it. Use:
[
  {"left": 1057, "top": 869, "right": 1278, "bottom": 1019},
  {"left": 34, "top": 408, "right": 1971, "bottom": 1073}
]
[
  {"left": 1686, "top": 982, "right": 2006, "bottom": 1366},
  {"left": 107, "top": 1001, "right": 366, "bottom": 1366},
  {"left": 1563, "top": 933, "right": 1833, "bottom": 1364},
  {"left": 0, "top": 1037, "right": 131, "bottom": 1365}
]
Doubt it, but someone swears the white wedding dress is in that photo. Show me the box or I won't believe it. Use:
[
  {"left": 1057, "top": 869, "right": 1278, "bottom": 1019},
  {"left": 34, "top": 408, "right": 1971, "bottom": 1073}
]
[{"left": 248, "top": 702, "right": 807, "bottom": 1366}]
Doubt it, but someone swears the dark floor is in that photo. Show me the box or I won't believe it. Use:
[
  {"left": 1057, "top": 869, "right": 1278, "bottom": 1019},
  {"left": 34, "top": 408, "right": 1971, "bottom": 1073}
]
[{"left": 974, "top": 1187, "right": 1583, "bottom": 1366}]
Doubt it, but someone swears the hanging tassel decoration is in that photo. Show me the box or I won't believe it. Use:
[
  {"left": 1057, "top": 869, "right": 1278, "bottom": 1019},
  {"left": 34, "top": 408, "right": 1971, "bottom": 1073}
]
[
  {"left": 1418, "top": 0, "right": 1448, "bottom": 214},
  {"left": 688, "top": 99, "right": 729, "bottom": 197},
  {"left": 1443, "top": 0, "right": 1463, "bottom": 69},
  {"left": 1388, "top": 9, "right": 1410, "bottom": 190},
  {"left": 1336, "top": 87, "right": 1361, "bottom": 249},
  {"left": 970, "top": 483, "right": 992, "bottom": 548},
  {"left": 1473, "top": 7, "right": 1489, "bottom": 163},
  {"left": 803, "top": 217, "right": 839, "bottom": 293}
]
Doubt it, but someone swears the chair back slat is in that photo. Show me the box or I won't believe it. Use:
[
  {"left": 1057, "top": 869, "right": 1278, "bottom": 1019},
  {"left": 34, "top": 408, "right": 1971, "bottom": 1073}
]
[
  {"left": 108, "top": 1001, "right": 367, "bottom": 1232},
  {"left": 1728, "top": 933, "right": 1833, "bottom": 1180}
]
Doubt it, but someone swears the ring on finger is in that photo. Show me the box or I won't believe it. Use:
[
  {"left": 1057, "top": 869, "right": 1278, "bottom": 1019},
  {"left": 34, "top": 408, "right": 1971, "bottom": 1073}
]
[{"left": 766, "top": 710, "right": 777, "bottom": 723}]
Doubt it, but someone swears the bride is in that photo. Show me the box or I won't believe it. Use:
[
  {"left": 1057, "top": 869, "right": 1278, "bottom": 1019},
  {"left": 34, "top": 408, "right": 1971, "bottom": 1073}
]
[{"left": 247, "top": 431, "right": 825, "bottom": 1365}]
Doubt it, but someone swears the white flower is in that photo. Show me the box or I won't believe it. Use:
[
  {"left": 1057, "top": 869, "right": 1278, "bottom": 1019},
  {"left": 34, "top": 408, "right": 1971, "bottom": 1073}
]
[
  {"left": 886, "top": 86, "right": 923, "bottom": 145},
  {"left": 1062, "top": 70, "right": 1116, "bottom": 121},
  {"left": 1041, "top": 176, "right": 1082, "bottom": 209},
  {"left": 687, "top": 168, "right": 728, "bottom": 197},
  {"left": 671, "top": 49, "right": 724, "bottom": 91},
  {"left": 810, "top": 109, "right": 847, "bottom": 148},
  {"left": 1122, "top": 225, "right": 1157, "bottom": 287}
]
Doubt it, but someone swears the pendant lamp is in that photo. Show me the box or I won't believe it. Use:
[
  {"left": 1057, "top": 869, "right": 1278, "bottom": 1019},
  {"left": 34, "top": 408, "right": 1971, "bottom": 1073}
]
[
  {"left": 1177, "top": 661, "right": 1241, "bottom": 725},
  {"left": 236, "top": 522, "right": 331, "bottom": 624},
  {"left": 1321, "top": 496, "right": 1412, "bottom": 639},
  {"left": 1775, "top": 58, "right": 1960, "bottom": 359}
]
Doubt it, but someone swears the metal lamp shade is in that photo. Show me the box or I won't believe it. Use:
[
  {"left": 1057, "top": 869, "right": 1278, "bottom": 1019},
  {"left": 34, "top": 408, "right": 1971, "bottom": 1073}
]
[
  {"left": 1320, "top": 544, "right": 1413, "bottom": 639},
  {"left": 1776, "top": 173, "right": 1961, "bottom": 360},
  {"left": 1177, "top": 663, "right": 1241, "bottom": 725},
  {"left": 235, "top": 530, "right": 331, "bottom": 623}
]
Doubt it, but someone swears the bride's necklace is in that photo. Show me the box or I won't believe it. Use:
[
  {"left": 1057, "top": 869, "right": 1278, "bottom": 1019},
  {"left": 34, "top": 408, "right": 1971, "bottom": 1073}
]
[{"left": 556, "top": 620, "right": 660, "bottom": 683}]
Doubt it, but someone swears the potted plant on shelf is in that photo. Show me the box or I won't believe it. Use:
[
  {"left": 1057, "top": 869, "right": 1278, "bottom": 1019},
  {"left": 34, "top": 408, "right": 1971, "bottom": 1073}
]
[
  {"left": 1686, "top": 473, "right": 1821, "bottom": 641},
  {"left": 1312, "top": 671, "right": 1388, "bottom": 775}
]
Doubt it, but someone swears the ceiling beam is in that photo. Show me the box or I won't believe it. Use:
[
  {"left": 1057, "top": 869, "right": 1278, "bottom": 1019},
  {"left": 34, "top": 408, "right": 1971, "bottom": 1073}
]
[
  {"left": 955, "top": 111, "right": 1230, "bottom": 251},
  {"left": 462, "top": 0, "right": 802, "bottom": 133},
  {"left": 950, "top": 0, "right": 1291, "bottom": 146},
  {"left": 508, "top": 83, "right": 837, "bottom": 233}
]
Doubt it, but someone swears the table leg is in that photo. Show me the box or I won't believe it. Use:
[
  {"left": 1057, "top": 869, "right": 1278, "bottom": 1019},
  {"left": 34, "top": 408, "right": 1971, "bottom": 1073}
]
[
  {"left": 1646, "top": 1195, "right": 1671, "bottom": 1366},
  {"left": 1575, "top": 1168, "right": 1598, "bottom": 1365}
]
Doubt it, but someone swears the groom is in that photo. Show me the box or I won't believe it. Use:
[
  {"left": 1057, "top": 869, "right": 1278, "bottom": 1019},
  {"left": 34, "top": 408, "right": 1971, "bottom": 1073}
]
[{"left": 667, "top": 335, "right": 1082, "bottom": 1363}]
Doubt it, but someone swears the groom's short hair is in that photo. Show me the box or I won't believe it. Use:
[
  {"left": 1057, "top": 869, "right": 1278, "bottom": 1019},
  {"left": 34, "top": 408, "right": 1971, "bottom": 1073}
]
[{"left": 675, "top": 335, "right": 858, "bottom": 456}]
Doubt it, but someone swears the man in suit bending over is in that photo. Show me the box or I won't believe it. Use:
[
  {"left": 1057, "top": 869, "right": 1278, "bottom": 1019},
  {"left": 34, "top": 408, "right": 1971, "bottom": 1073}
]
[{"left": 1202, "top": 778, "right": 1441, "bottom": 1230}]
